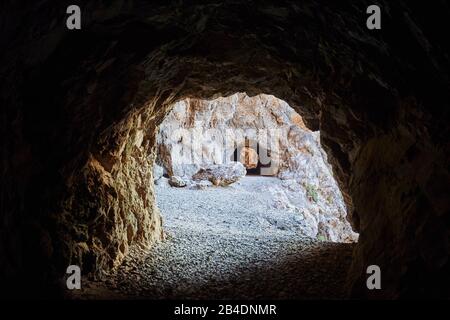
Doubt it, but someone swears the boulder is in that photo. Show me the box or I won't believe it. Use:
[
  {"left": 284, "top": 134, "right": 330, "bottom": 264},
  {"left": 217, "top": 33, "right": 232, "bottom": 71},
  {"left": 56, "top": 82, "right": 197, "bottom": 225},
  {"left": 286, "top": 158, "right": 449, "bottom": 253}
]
[{"left": 169, "top": 176, "right": 187, "bottom": 187}]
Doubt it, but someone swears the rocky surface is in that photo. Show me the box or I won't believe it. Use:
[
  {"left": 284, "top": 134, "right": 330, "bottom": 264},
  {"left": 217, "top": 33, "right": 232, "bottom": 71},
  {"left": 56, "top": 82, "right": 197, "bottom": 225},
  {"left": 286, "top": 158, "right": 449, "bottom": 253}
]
[
  {"left": 75, "top": 176, "right": 355, "bottom": 299},
  {"left": 1, "top": 1, "right": 449, "bottom": 298}
]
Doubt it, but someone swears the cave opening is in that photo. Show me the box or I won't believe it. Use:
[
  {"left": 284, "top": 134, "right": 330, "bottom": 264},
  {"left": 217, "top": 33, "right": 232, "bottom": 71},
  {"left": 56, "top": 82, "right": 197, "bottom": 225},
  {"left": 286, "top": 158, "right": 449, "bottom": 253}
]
[
  {"left": 231, "top": 142, "right": 273, "bottom": 176},
  {"left": 108, "top": 93, "right": 358, "bottom": 299},
  {"left": 2, "top": 2, "right": 448, "bottom": 301}
]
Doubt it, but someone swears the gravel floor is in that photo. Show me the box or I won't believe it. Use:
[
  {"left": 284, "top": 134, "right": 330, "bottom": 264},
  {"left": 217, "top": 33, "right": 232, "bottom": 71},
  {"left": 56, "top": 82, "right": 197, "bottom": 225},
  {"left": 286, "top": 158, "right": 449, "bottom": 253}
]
[{"left": 79, "top": 176, "right": 354, "bottom": 299}]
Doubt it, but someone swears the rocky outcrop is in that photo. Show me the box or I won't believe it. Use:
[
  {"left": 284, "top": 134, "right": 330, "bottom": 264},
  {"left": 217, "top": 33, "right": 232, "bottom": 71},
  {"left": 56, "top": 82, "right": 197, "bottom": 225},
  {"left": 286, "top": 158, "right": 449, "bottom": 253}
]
[{"left": 1, "top": 1, "right": 449, "bottom": 298}]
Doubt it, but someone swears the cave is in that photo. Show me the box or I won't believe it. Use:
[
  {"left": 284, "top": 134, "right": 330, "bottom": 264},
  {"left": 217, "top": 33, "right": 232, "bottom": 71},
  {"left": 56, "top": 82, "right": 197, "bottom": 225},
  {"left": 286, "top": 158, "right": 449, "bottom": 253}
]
[
  {"left": 140, "top": 94, "right": 357, "bottom": 299},
  {"left": 232, "top": 142, "right": 274, "bottom": 176},
  {"left": 0, "top": 1, "right": 449, "bottom": 300}
]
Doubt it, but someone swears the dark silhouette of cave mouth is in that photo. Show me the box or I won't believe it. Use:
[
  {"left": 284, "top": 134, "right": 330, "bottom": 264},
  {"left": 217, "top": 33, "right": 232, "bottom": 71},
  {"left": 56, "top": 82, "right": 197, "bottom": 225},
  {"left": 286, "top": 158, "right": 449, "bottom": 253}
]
[
  {"left": 1, "top": 1, "right": 447, "bottom": 300},
  {"left": 231, "top": 140, "right": 275, "bottom": 176}
]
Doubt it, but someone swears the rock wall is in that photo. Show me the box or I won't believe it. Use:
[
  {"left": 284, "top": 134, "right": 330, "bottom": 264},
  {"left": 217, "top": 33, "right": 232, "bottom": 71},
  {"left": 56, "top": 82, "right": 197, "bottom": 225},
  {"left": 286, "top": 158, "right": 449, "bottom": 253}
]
[
  {"left": 0, "top": 1, "right": 449, "bottom": 298},
  {"left": 157, "top": 93, "right": 301, "bottom": 176},
  {"left": 156, "top": 93, "right": 358, "bottom": 242},
  {"left": 62, "top": 112, "right": 164, "bottom": 278}
]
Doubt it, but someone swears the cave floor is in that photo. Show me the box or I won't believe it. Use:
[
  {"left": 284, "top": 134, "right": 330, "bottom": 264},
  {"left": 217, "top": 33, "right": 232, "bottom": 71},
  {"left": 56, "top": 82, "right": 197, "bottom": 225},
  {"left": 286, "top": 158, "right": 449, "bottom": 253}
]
[{"left": 77, "top": 176, "right": 354, "bottom": 299}]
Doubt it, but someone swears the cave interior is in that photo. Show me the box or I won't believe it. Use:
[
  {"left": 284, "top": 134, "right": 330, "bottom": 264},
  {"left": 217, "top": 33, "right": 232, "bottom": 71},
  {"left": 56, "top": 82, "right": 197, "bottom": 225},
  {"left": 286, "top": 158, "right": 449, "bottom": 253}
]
[{"left": 0, "top": 1, "right": 449, "bottom": 299}]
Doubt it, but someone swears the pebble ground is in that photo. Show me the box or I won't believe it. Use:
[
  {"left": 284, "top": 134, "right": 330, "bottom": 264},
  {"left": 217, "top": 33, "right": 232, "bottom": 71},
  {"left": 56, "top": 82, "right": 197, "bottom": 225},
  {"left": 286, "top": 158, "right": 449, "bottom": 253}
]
[{"left": 77, "top": 176, "right": 354, "bottom": 299}]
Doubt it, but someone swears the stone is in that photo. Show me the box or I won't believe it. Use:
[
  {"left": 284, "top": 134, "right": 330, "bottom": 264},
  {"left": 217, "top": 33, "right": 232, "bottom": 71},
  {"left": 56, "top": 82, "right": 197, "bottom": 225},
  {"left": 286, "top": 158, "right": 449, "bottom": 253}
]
[
  {"left": 192, "top": 162, "right": 247, "bottom": 186},
  {"left": 169, "top": 176, "right": 187, "bottom": 188}
]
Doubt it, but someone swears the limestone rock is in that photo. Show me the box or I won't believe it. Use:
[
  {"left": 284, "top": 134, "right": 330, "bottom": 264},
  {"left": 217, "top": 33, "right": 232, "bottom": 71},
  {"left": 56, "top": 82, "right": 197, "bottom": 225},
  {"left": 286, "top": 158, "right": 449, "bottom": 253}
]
[
  {"left": 169, "top": 176, "right": 187, "bottom": 188},
  {"left": 156, "top": 93, "right": 302, "bottom": 178},
  {"left": 192, "top": 162, "right": 246, "bottom": 186}
]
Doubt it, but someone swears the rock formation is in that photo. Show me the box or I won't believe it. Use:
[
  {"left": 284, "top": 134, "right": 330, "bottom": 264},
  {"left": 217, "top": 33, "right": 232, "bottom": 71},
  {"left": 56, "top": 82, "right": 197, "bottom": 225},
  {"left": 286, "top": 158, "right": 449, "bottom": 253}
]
[
  {"left": 0, "top": 1, "right": 449, "bottom": 299},
  {"left": 156, "top": 93, "right": 358, "bottom": 242}
]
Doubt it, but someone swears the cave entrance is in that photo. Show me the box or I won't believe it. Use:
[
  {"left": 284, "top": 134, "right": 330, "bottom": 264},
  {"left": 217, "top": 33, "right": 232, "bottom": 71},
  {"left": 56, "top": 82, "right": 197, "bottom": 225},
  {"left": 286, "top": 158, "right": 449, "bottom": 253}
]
[
  {"left": 231, "top": 141, "right": 274, "bottom": 176},
  {"left": 115, "top": 93, "right": 359, "bottom": 299},
  {"left": 5, "top": 1, "right": 446, "bottom": 300}
]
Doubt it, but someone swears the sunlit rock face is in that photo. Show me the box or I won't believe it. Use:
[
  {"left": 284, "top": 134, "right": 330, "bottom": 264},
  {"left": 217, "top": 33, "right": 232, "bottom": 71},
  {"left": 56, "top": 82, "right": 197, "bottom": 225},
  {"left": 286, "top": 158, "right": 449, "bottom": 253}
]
[
  {"left": 158, "top": 93, "right": 302, "bottom": 176},
  {"left": 156, "top": 93, "right": 358, "bottom": 242},
  {"left": 0, "top": 1, "right": 449, "bottom": 298}
]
